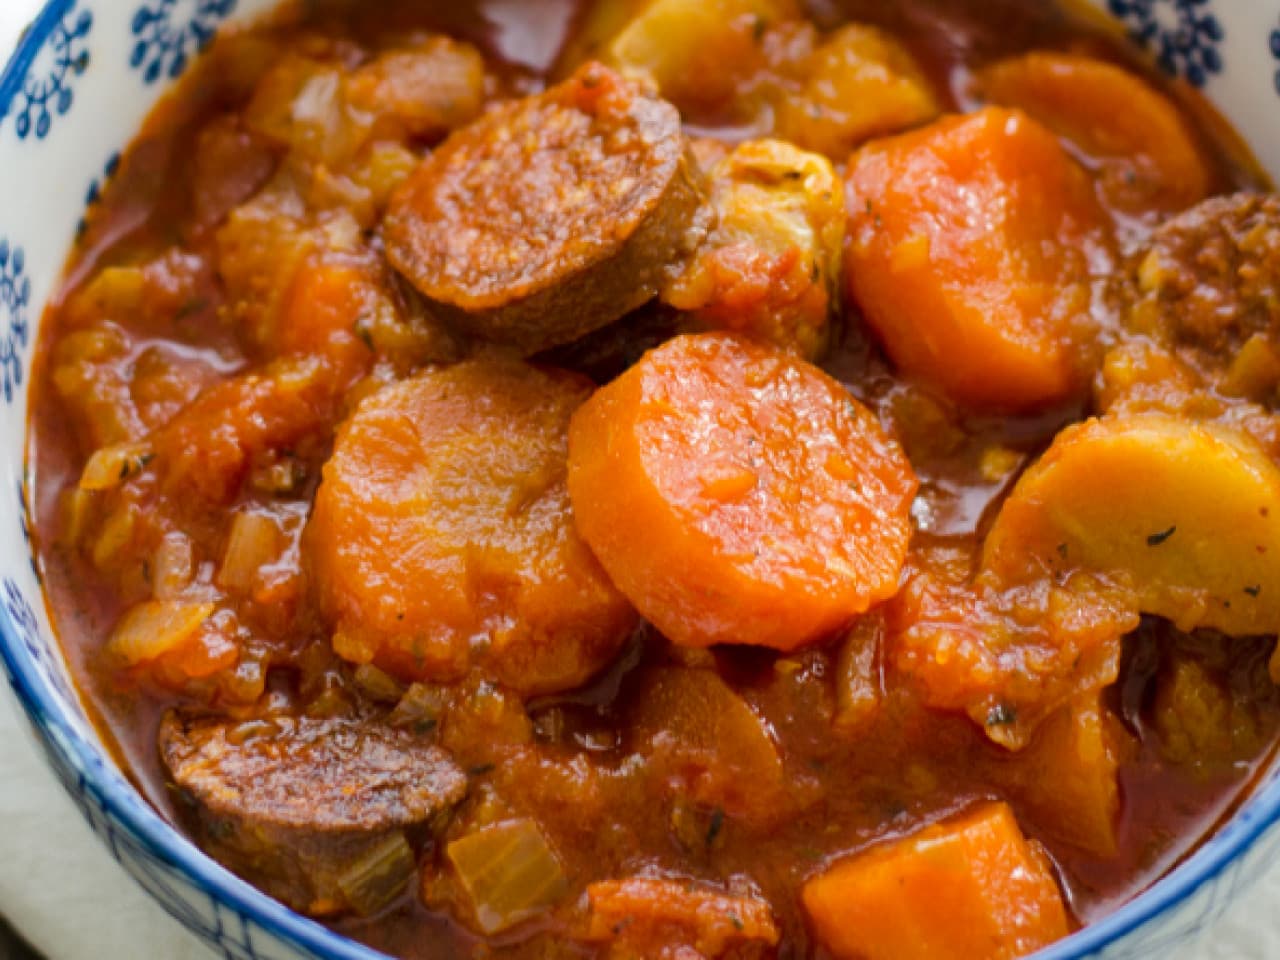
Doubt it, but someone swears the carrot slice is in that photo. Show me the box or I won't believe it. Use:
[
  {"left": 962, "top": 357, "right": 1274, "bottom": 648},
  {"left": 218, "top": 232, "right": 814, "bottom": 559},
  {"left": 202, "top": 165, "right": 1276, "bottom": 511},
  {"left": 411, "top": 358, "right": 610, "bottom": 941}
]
[
  {"left": 567, "top": 332, "right": 917, "bottom": 651},
  {"left": 977, "top": 51, "right": 1210, "bottom": 215},
  {"left": 802, "top": 802, "right": 1069, "bottom": 960},
  {"left": 308, "top": 359, "right": 636, "bottom": 693},
  {"left": 844, "top": 107, "right": 1112, "bottom": 412}
]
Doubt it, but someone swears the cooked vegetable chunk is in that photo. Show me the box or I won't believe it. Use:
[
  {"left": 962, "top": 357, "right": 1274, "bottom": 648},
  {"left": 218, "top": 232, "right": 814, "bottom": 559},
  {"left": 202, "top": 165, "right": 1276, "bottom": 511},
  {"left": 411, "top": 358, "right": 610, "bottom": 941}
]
[
  {"left": 661, "top": 139, "right": 844, "bottom": 359},
  {"left": 1153, "top": 652, "right": 1271, "bottom": 768},
  {"left": 995, "top": 692, "right": 1131, "bottom": 857},
  {"left": 844, "top": 107, "right": 1111, "bottom": 411},
  {"left": 603, "top": 0, "right": 799, "bottom": 110},
  {"left": 160, "top": 710, "right": 467, "bottom": 916},
  {"left": 385, "top": 62, "right": 706, "bottom": 353},
  {"left": 890, "top": 544, "right": 1136, "bottom": 749},
  {"left": 977, "top": 52, "right": 1209, "bottom": 215},
  {"left": 983, "top": 413, "right": 1280, "bottom": 638},
  {"left": 444, "top": 819, "right": 568, "bottom": 935},
  {"left": 567, "top": 333, "right": 918, "bottom": 650},
  {"left": 629, "top": 666, "right": 786, "bottom": 822},
  {"left": 776, "top": 24, "right": 939, "bottom": 159},
  {"left": 345, "top": 37, "right": 487, "bottom": 141},
  {"left": 583, "top": 877, "right": 779, "bottom": 958},
  {"left": 308, "top": 360, "right": 636, "bottom": 693},
  {"left": 802, "top": 802, "right": 1069, "bottom": 960}
]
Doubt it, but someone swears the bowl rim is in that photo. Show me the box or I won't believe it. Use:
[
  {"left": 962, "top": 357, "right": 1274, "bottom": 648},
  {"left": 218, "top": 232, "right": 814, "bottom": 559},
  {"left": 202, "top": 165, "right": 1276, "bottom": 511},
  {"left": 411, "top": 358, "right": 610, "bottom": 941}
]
[{"left": 3, "top": 1, "right": 1280, "bottom": 958}]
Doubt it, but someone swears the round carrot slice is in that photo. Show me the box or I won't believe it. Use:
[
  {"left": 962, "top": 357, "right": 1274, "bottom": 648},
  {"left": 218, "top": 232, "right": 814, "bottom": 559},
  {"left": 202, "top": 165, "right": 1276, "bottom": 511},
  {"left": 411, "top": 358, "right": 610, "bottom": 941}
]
[
  {"left": 567, "top": 332, "right": 918, "bottom": 650},
  {"left": 307, "top": 359, "right": 636, "bottom": 694}
]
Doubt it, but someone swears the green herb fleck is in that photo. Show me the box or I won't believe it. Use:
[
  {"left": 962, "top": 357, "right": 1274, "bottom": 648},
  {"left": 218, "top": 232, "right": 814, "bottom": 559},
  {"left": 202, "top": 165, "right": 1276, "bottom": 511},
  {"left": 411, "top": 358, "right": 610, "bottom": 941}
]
[
  {"left": 1146, "top": 526, "right": 1176, "bottom": 546},
  {"left": 1245, "top": 585, "right": 1262, "bottom": 598},
  {"left": 174, "top": 297, "right": 209, "bottom": 321},
  {"left": 706, "top": 807, "right": 725, "bottom": 847},
  {"left": 468, "top": 763, "right": 495, "bottom": 777},
  {"left": 751, "top": 15, "right": 767, "bottom": 42}
]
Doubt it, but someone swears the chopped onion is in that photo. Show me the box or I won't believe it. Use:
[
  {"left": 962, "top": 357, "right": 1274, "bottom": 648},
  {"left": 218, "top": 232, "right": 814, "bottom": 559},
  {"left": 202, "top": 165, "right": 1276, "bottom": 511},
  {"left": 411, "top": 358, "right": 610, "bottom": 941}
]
[
  {"left": 354, "top": 663, "right": 406, "bottom": 703},
  {"left": 79, "top": 442, "right": 153, "bottom": 491},
  {"left": 151, "top": 533, "right": 195, "bottom": 600},
  {"left": 108, "top": 600, "right": 215, "bottom": 665},
  {"left": 446, "top": 819, "right": 568, "bottom": 934},
  {"left": 217, "top": 511, "right": 284, "bottom": 594},
  {"left": 337, "top": 832, "right": 416, "bottom": 917},
  {"left": 389, "top": 682, "right": 449, "bottom": 734},
  {"left": 57, "top": 487, "right": 95, "bottom": 546},
  {"left": 92, "top": 503, "right": 138, "bottom": 569}
]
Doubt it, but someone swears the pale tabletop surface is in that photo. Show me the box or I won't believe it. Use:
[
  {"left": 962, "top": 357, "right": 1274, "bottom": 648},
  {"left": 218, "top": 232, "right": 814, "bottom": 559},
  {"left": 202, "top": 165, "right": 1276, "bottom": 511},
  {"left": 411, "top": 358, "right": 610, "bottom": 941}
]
[{"left": 0, "top": 1, "right": 1277, "bottom": 958}]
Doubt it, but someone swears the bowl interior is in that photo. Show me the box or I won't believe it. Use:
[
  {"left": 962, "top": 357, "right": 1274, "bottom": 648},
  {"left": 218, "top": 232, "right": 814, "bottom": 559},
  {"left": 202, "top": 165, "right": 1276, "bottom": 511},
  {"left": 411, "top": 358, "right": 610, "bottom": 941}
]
[{"left": 1, "top": 1, "right": 1279, "bottom": 958}]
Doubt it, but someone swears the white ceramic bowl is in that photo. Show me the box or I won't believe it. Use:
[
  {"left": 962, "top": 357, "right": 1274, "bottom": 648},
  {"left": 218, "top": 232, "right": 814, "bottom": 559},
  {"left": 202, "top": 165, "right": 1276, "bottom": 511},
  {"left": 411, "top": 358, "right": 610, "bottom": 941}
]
[{"left": 2, "top": 2, "right": 1280, "bottom": 958}]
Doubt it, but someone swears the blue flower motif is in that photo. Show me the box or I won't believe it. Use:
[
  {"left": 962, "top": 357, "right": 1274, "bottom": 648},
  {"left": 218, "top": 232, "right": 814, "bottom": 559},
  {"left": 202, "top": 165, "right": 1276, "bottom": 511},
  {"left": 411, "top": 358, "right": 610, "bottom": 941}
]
[
  {"left": 1, "top": 1, "right": 93, "bottom": 140},
  {"left": 0, "top": 240, "right": 31, "bottom": 405},
  {"left": 78, "top": 151, "right": 123, "bottom": 237},
  {"left": 130, "top": 0, "right": 238, "bottom": 85},
  {"left": 1108, "top": 0, "right": 1224, "bottom": 87},
  {"left": 1271, "top": 18, "right": 1280, "bottom": 97},
  {"left": 1, "top": 577, "right": 71, "bottom": 704}
]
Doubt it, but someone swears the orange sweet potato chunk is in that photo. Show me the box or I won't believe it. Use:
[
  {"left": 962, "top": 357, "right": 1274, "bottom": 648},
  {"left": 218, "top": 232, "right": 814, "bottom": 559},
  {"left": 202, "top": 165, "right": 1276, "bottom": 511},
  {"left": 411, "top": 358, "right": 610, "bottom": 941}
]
[
  {"left": 977, "top": 52, "right": 1210, "bottom": 215},
  {"left": 803, "top": 802, "right": 1069, "bottom": 960},
  {"left": 567, "top": 332, "right": 918, "bottom": 651},
  {"left": 844, "top": 107, "right": 1112, "bottom": 412}
]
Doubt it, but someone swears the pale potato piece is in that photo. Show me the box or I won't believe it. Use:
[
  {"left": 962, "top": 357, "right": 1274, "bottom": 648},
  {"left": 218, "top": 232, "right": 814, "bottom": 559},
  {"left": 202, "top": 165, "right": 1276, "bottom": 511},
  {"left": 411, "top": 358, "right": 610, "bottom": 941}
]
[
  {"left": 776, "top": 24, "right": 939, "bottom": 159},
  {"left": 983, "top": 413, "right": 1280, "bottom": 637},
  {"left": 606, "top": 0, "right": 800, "bottom": 108}
]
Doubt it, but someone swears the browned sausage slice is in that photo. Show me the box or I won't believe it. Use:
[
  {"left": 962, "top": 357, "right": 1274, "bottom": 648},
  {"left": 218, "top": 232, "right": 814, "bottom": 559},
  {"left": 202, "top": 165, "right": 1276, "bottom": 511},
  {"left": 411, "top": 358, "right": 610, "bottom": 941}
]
[
  {"left": 384, "top": 61, "right": 707, "bottom": 354},
  {"left": 160, "top": 710, "right": 467, "bottom": 916}
]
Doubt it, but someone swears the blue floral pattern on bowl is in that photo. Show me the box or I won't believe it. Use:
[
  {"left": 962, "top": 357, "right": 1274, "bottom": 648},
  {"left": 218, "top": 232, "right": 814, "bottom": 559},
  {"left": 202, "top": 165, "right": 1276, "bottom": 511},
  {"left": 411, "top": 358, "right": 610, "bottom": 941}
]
[
  {"left": 0, "top": 239, "right": 29, "bottom": 404},
  {"left": 1271, "top": 17, "right": 1280, "bottom": 95},
  {"left": 2, "top": 0, "right": 1280, "bottom": 959},
  {"left": 130, "top": 0, "right": 238, "bottom": 84},
  {"left": 0, "top": 0, "right": 91, "bottom": 138},
  {"left": 1107, "top": 0, "right": 1224, "bottom": 86}
]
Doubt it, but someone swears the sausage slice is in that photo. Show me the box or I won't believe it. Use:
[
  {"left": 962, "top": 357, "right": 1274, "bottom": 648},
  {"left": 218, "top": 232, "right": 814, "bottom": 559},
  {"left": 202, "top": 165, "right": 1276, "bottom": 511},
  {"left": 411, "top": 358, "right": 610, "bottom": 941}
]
[
  {"left": 160, "top": 710, "right": 467, "bottom": 916},
  {"left": 384, "top": 62, "right": 707, "bottom": 354}
]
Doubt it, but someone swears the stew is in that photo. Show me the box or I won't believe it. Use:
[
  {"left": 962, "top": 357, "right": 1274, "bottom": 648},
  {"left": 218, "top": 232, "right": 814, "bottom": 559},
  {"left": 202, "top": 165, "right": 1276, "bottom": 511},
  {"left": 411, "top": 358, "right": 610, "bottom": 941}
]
[{"left": 27, "top": 0, "right": 1280, "bottom": 957}]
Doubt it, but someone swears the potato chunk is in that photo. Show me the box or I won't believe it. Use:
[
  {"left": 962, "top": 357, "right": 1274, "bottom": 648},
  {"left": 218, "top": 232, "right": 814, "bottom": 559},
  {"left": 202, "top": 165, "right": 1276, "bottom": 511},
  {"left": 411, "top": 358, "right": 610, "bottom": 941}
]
[
  {"left": 661, "top": 139, "right": 844, "bottom": 358},
  {"left": 983, "top": 413, "right": 1280, "bottom": 637},
  {"left": 802, "top": 802, "right": 1068, "bottom": 960},
  {"left": 604, "top": 0, "right": 800, "bottom": 110},
  {"left": 307, "top": 360, "right": 636, "bottom": 694},
  {"left": 776, "top": 24, "right": 939, "bottom": 159},
  {"left": 991, "top": 692, "right": 1132, "bottom": 857}
]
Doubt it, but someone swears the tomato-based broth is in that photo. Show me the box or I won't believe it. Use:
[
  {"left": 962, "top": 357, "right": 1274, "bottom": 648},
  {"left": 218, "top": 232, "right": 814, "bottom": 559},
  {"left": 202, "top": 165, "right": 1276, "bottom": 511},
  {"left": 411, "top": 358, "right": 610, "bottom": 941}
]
[{"left": 28, "top": 1, "right": 1280, "bottom": 958}]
